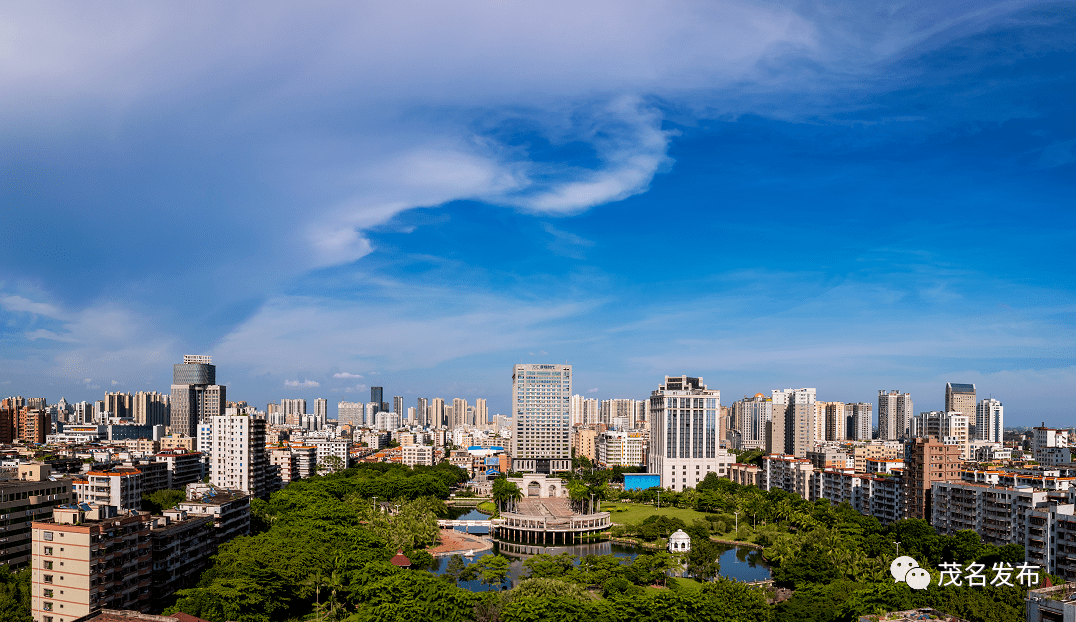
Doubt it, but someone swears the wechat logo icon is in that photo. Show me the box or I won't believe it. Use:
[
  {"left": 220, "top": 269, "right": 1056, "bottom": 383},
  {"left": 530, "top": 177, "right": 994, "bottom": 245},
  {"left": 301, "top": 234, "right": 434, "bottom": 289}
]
[{"left": 891, "top": 556, "right": 930, "bottom": 590}]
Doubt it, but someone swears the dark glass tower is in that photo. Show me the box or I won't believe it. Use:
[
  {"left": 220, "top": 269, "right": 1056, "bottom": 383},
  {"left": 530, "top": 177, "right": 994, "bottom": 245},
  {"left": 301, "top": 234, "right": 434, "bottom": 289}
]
[{"left": 371, "top": 387, "right": 384, "bottom": 413}]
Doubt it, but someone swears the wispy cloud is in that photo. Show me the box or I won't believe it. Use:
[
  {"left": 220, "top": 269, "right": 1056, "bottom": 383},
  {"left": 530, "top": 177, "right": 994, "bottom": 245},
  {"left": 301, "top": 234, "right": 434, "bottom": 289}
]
[{"left": 332, "top": 372, "right": 363, "bottom": 379}]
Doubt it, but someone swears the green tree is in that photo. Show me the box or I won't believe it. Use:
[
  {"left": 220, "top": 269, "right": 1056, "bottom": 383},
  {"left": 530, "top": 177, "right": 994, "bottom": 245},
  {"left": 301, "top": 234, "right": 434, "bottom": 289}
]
[
  {"left": 141, "top": 488, "right": 186, "bottom": 513},
  {"left": 444, "top": 554, "right": 467, "bottom": 584}
]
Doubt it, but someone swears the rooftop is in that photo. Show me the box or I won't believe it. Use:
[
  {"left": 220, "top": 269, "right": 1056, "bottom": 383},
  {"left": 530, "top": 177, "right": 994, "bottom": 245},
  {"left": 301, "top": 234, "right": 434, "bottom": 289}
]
[
  {"left": 859, "top": 608, "right": 969, "bottom": 622},
  {"left": 74, "top": 609, "right": 211, "bottom": 622}
]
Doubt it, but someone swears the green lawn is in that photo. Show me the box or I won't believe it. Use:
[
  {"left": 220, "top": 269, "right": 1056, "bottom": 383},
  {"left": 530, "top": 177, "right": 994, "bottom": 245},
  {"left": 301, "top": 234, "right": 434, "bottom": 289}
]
[{"left": 602, "top": 503, "right": 710, "bottom": 526}]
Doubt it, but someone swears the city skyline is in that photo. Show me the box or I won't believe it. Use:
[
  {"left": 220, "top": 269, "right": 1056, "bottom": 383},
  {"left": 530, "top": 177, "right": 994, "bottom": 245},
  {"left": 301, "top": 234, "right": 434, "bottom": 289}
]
[{"left": 0, "top": 3, "right": 1073, "bottom": 425}]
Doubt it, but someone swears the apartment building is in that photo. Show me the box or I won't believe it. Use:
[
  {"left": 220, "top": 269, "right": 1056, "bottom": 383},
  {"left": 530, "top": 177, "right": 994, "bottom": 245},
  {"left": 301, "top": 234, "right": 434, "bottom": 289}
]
[
  {"left": 154, "top": 450, "right": 203, "bottom": 487},
  {"left": 851, "top": 441, "right": 904, "bottom": 472},
  {"left": 0, "top": 464, "right": 74, "bottom": 569},
  {"left": 904, "top": 436, "right": 963, "bottom": 520},
  {"left": 400, "top": 444, "right": 434, "bottom": 467},
  {"left": 310, "top": 439, "right": 350, "bottom": 472},
  {"left": 148, "top": 509, "right": 215, "bottom": 610},
  {"left": 177, "top": 485, "right": 250, "bottom": 547},
  {"left": 869, "top": 476, "right": 904, "bottom": 524},
  {"left": 72, "top": 470, "right": 142, "bottom": 512},
  {"left": 931, "top": 481, "right": 1047, "bottom": 546},
  {"left": 597, "top": 431, "right": 644, "bottom": 468},
  {"left": 762, "top": 454, "right": 816, "bottom": 500},
  {"left": 205, "top": 415, "right": 268, "bottom": 497},
  {"left": 1026, "top": 501, "right": 1076, "bottom": 582},
  {"left": 649, "top": 376, "right": 732, "bottom": 490},
  {"left": 31, "top": 505, "right": 154, "bottom": 621},
  {"left": 572, "top": 427, "right": 598, "bottom": 462}
]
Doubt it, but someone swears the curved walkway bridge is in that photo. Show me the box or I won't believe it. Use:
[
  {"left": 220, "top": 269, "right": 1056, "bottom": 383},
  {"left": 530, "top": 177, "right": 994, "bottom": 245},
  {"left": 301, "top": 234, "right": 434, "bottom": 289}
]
[{"left": 437, "top": 498, "right": 611, "bottom": 545}]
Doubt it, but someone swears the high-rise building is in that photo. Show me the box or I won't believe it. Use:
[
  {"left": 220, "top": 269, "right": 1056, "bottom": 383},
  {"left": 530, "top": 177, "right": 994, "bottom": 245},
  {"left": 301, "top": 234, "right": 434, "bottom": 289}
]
[
  {"left": 475, "top": 398, "right": 488, "bottom": 428},
  {"left": 570, "top": 395, "right": 600, "bottom": 426},
  {"left": 103, "top": 392, "right": 133, "bottom": 419},
  {"left": 731, "top": 393, "right": 771, "bottom": 451},
  {"left": 846, "top": 402, "right": 872, "bottom": 441},
  {"left": 877, "top": 390, "right": 913, "bottom": 440},
  {"left": 823, "top": 401, "right": 845, "bottom": 442},
  {"left": 512, "top": 363, "right": 572, "bottom": 473},
  {"left": 770, "top": 388, "right": 816, "bottom": 457},
  {"left": 132, "top": 391, "right": 169, "bottom": 426},
  {"left": 976, "top": 398, "right": 1004, "bottom": 444},
  {"left": 170, "top": 355, "right": 225, "bottom": 437},
  {"left": 338, "top": 401, "right": 364, "bottom": 426},
  {"left": 452, "top": 398, "right": 469, "bottom": 428},
  {"left": 648, "top": 376, "right": 732, "bottom": 490},
  {"left": 205, "top": 414, "right": 268, "bottom": 497},
  {"left": 371, "top": 387, "right": 384, "bottom": 413},
  {"left": 393, "top": 395, "right": 404, "bottom": 415},
  {"left": 945, "top": 383, "right": 976, "bottom": 420},
  {"left": 416, "top": 397, "right": 429, "bottom": 427},
  {"left": 429, "top": 398, "right": 445, "bottom": 427},
  {"left": 912, "top": 411, "right": 971, "bottom": 460},
  {"left": 314, "top": 398, "right": 328, "bottom": 418},
  {"left": 904, "top": 436, "right": 962, "bottom": 520}
]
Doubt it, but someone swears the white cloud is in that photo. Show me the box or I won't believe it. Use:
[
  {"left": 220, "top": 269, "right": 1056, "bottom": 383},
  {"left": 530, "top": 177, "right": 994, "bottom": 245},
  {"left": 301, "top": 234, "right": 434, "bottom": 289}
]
[
  {"left": 332, "top": 372, "right": 363, "bottom": 379},
  {"left": 284, "top": 379, "right": 320, "bottom": 388},
  {"left": 587, "top": 387, "right": 600, "bottom": 394},
  {"left": 0, "top": 295, "right": 69, "bottom": 320}
]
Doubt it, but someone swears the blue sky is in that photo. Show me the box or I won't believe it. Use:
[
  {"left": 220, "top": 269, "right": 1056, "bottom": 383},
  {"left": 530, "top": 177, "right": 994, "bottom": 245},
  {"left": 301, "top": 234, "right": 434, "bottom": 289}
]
[{"left": 1, "top": 1, "right": 1073, "bottom": 425}]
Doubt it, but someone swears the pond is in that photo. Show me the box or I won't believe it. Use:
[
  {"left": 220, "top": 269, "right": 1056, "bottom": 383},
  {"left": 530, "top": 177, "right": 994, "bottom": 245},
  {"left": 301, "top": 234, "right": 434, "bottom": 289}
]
[{"left": 432, "top": 509, "right": 770, "bottom": 592}]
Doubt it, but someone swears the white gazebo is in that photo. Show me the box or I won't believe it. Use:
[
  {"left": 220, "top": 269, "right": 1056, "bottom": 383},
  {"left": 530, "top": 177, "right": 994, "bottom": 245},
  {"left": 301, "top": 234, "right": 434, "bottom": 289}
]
[{"left": 668, "top": 529, "right": 691, "bottom": 553}]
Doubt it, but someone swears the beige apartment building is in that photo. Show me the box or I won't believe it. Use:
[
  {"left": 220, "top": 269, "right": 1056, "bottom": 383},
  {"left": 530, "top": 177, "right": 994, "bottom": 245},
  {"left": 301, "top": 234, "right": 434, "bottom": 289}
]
[{"left": 31, "top": 505, "right": 154, "bottom": 622}]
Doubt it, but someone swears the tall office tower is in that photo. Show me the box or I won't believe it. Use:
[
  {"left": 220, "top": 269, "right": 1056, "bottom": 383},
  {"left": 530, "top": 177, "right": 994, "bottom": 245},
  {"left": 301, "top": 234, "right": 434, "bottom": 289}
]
[
  {"left": 452, "top": 398, "right": 469, "bottom": 428},
  {"left": 171, "top": 355, "right": 226, "bottom": 438},
  {"left": 823, "top": 402, "right": 846, "bottom": 441},
  {"left": 102, "top": 392, "right": 133, "bottom": 419},
  {"left": 648, "top": 376, "right": 731, "bottom": 490},
  {"left": 877, "top": 390, "right": 913, "bottom": 440},
  {"left": 512, "top": 363, "right": 572, "bottom": 473},
  {"left": 393, "top": 396, "right": 404, "bottom": 415},
  {"left": 314, "top": 398, "right": 328, "bottom": 418},
  {"left": 132, "top": 391, "right": 169, "bottom": 426},
  {"left": 337, "top": 401, "right": 363, "bottom": 426},
  {"left": 945, "top": 383, "right": 976, "bottom": 419},
  {"left": 475, "top": 398, "right": 488, "bottom": 428},
  {"left": 904, "top": 436, "right": 962, "bottom": 520},
  {"left": 206, "top": 414, "right": 268, "bottom": 496},
  {"left": 371, "top": 387, "right": 384, "bottom": 413},
  {"left": 846, "top": 402, "right": 872, "bottom": 440},
  {"left": 732, "top": 393, "right": 772, "bottom": 451},
  {"left": 976, "top": 398, "right": 1004, "bottom": 444},
  {"left": 416, "top": 397, "right": 429, "bottom": 427}
]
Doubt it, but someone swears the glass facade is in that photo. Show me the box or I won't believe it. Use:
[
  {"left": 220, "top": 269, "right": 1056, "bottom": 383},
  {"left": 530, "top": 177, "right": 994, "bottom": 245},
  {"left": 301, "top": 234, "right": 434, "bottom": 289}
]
[{"left": 173, "top": 363, "right": 215, "bottom": 385}]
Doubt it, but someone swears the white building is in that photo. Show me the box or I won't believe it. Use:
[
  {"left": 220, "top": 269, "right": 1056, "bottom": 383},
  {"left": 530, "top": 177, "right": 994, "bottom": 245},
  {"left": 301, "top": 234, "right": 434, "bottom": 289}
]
[
  {"left": 597, "top": 431, "right": 645, "bottom": 467},
  {"left": 1033, "top": 426, "right": 1072, "bottom": 465},
  {"left": 512, "top": 364, "right": 572, "bottom": 474},
  {"left": 912, "top": 411, "right": 970, "bottom": 460},
  {"left": 205, "top": 415, "right": 269, "bottom": 497},
  {"left": 648, "top": 376, "right": 734, "bottom": 491},
  {"left": 570, "top": 394, "right": 600, "bottom": 427},
  {"left": 976, "top": 398, "right": 1004, "bottom": 444},
  {"left": 309, "top": 439, "right": 350, "bottom": 472},
  {"left": 338, "top": 401, "right": 364, "bottom": 426},
  {"left": 401, "top": 444, "right": 434, "bottom": 467}
]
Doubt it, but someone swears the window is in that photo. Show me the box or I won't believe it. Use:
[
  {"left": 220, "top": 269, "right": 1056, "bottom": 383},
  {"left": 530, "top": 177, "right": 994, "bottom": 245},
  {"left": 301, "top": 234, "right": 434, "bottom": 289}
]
[
  {"left": 44, "top": 547, "right": 52, "bottom": 555},
  {"left": 43, "top": 561, "right": 53, "bottom": 570},
  {"left": 43, "top": 589, "right": 53, "bottom": 598},
  {"left": 43, "top": 602, "right": 53, "bottom": 611},
  {"left": 43, "top": 575, "right": 53, "bottom": 583},
  {"left": 43, "top": 532, "right": 53, "bottom": 541}
]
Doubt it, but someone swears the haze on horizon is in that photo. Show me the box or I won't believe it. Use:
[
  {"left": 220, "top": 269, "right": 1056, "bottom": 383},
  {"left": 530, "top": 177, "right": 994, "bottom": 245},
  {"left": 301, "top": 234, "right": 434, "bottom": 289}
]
[{"left": 0, "top": 2, "right": 1073, "bottom": 426}]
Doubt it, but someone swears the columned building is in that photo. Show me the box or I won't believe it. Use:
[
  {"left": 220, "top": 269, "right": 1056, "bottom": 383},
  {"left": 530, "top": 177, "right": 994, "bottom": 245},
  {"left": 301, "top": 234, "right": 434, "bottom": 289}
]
[
  {"left": 512, "top": 364, "right": 572, "bottom": 474},
  {"left": 648, "top": 376, "right": 733, "bottom": 490}
]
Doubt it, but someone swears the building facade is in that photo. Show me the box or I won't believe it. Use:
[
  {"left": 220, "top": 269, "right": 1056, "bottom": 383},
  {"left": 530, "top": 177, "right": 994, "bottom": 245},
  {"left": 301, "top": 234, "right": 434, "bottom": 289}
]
[
  {"left": 878, "top": 390, "right": 913, "bottom": 441},
  {"left": 648, "top": 376, "right": 733, "bottom": 490},
  {"left": 512, "top": 364, "right": 572, "bottom": 474}
]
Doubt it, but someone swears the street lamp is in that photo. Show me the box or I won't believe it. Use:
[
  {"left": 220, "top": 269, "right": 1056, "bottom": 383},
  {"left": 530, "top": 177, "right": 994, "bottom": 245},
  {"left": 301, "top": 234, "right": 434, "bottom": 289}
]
[
  {"left": 895, "top": 541, "right": 901, "bottom": 556},
  {"left": 735, "top": 511, "right": 739, "bottom": 532}
]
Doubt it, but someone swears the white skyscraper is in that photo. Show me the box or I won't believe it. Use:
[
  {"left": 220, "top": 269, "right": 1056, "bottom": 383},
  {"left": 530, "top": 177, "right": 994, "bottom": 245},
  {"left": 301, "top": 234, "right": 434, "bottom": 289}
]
[
  {"left": 206, "top": 414, "right": 268, "bottom": 496},
  {"left": 512, "top": 363, "right": 572, "bottom": 473},
  {"left": 649, "top": 376, "right": 733, "bottom": 490},
  {"left": 976, "top": 398, "right": 1004, "bottom": 444}
]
